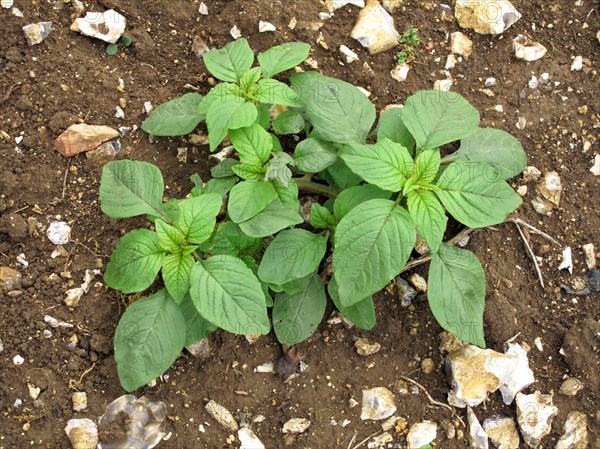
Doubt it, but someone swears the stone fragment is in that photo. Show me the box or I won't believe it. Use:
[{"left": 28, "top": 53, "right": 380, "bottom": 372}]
[
  {"left": 239, "top": 427, "right": 265, "bottom": 449},
  {"left": 198, "top": 2, "right": 208, "bottom": 15},
  {"left": 434, "top": 78, "right": 453, "bottom": 91},
  {"left": 558, "top": 247, "right": 573, "bottom": 274},
  {"left": 555, "top": 411, "right": 588, "bottom": 449},
  {"left": 445, "top": 54, "right": 458, "bottom": 69},
  {"left": 390, "top": 63, "right": 410, "bottom": 82},
  {"left": 282, "top": 418, "right": 310, "bottom": 434},
  {"left": 513, "top": 35, "right": 547, "bottom": 61},
  {"left": 13, "top": 355, "right": 24, "bottom": 365},
  {"left": 0, "top": 266, "right": 21, "bottom": 290},
  {"left": 355, "top": 338, "right": 381, "bottom": 356},
  {"left": 522, "top": 166, "right": 542, "bottom": 183},
  {"left": 191, "top": 35, "right": 210, "bottom": 58},
  {"left": 2, "top": 0, "right": 13, "bottom": 8},
  {"left": 499, "top": 343, "right": 535, "bottom": 405},
  {"left": 381, "top": 0, "right": 403, "bottom": 13},
  {"left": 351, "top": 0, "right": 399, "bottom": 54},
  {"left": 395, "top": 277, "right": 416, "bottom": 306},
  {"left": 54, "top": 124, "right": 119, "bottom": 157},
  {"left": 467, "top": 407, "right": 489, "bottom": 449},
  {"left": 483, "top": 416, "right": 520, "bottom": 449},
  {"left": 515, "top": 391, "right": 558, "bottom": 448},
  {"left": 538, "top": 171, "right": 562, "bottom": 206},
  {"left": 65, "top": 419, "right": 98, "bottom": 449},
  {"left": 368, "top": 432, "right": 393, "bottom": 448},
  {"left": 455, "top": 0, "right": 521, "bottom": 34},
  {"left": 72, "top": 392, "right": 88, "bottom": 411},
  {"left": 439, "top": 331, "right": 465, "bottom": 354},
  {"left": 326, "top": 0, "right": 365, "bottom": 13},
  {"left": 450, "top": 31, "right": 473, "bottom": 57},
  {"left": 186, "top": 338, "right": 210, "bottom": 358},
  {"left": 590, "top": 154, "right": 600, "bottom": 176},
  {"left": 582, "top": 244, "right": 596, "bottom": 269},
  {"left": 559, "top": 377, "right": 583, "bottom": 396},
  {"left": 230, "top": 25, "right": 241, "bottom": 39},
  {"left": 258, "top": 21, "right": 276, "bottom": 32},
  {"left": 22, "top": 22, "right": 53, "bottom": 46},
  {"left": 421, "top": 357, "right": 435, "bottom": 374},
  {"left": 205, "top": 400, "right": 238, "bottom": 432},
  {"left": 570, "top": 56, "right": 583, "bottom": 71},
  {"left": 531, "top": 196, "right": 554, "bottom": 216},
  {"left": 71, "top": 10, "right": 126, "bottom": 44},
  {"left": 361, "top": 387, "right": 396, "bottom": 420},
  {"left": 47, "top": 221, "right": 71, "bottom": 245},
  {"left": 340, "top": 45, "right": 359, "bottom": 63},
  {"left": 406, "top": 420, "right": 437, "bottom": 449},
  {"left": 86, "top": 140, "right": 119, "bottom": 167},
  {"left": 409, "top": 273, "right": 427, "bottom": 292}
]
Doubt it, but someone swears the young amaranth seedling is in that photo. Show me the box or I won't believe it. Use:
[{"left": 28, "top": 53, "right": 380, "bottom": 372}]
[
  {"left": 99, "top": 38, "right": 527, "bottom": 391},
  {"left": 397, "top": 27, "right": 420, "bottom": 64}
]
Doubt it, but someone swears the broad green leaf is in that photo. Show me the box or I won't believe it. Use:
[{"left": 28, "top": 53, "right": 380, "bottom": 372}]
[
  {"left": 376, "top": 107, "right": 416, "bottom": 153},
  {"left": 310, "top": 203, "right": 338, "bottom": 229},
  {"left": 270, "top": 133, "right": 283, "bottom": 152},
  {"left": 176, "top": 194, "right": 223, "bottom": 244},
  {"left": 412, "top": 148, "right": 441, "bottom": 184},
  {"left": 273, "top": 110, "right": 305, "bottom": 135},
  {"left": 290, "top": 72, "right": 376, "bottom": 144},
  {"left": 293, "top": 138, "right": 338, "bottom": 173},
  {"left": 211, "top": 158, "right": 241, "bottom": 178},
  {"left": 104, "top": 229, "right": 166, "bottom": 293},
  {"left": 339, "top": 138, "right": 413, "bottom": 192},
  {"left": 265, "top": 152, "right": 294, "bottom": 187},
  {"left": 179, "top": 294, "right": 218, "bottom": 346},
  {"left": 328, "top": 278, "right": 376, "bottom": 330},
  {"left": 155, "top": 219, "right": 186, "bottom": 253},
  {"left": 407, "top": 190, "right": 447, "bottom": 252},
  {"left": 190, "top": 173, "right": 204, "bottom": 188},
  {"left": 428, "top": 244, "right": 486, "bottom": 347},
  {"left": 401, "top": 90, "right": 480, "bottom": 150},
  {"left": 279, "top": 274, "right": 312, "bottom": 296},
  {"left": 239, "top": 67, "right": 262, "bottom": 92},
  {"left": 258, "top": 229, "right": 327, "bottom": 285},
  {"left": 333, "top": 184, "right": 393, "bottom": 220},
  {"left": 256, "top": 102, "right": 271, "bottom": 129},
  {"left": 324, "top": 158, "right": 363, "bottom": 190},
  {"left": 258, "top": 42, "right": 311, "bottom": 78},
  {"left": 272, "top": 274, "right": 327, "bottom": 346},
  {"left": 333, "top": 199, "right": 416, "bottom": 306},
  {"left": 230, "top": 123, "right": 273, "bottom": 165},
  {"left": 254, "top": 79, "right": 303, "bottom": 107},
  {"left": 162, "top": 252, "right": 194, "bottom": 304},
  {"left": 206, "top": 99, "right": 258, "bottom": 150},
  {"left": 163, "top": 198, "right": 181, "bottom": 223},
  {"left": 203, "top": 38, "right": 254, "bottom": 82},
  {"left": 274, "top": 179, "right": 300, "bottom": 211},
  {"left": 141, "top": 93, "right": 203, "bottom": 136},
  {"left": 238, "top": 200, "right": 303, "bottom": 238},
  {"left": 442, "top": 128, "right": 527, "bottom": 180},
  {"left": 204, "top": 176, "right": 238, "bottom": 197},
  {"left": 114, "top": 289, "right": 185, "bottom": 391},
  {"left": 228, "top": 180, "right": 277, "bottom": 223},
  {"left": 190, "top": 255, "right": 270, "bottom": 334},
  {"left": 100, "top": 160, "right": 165, "bottom": 219},
  {"left": 212, "top": 221, "right": 263, "bottom": 259},
  {"left": 231, "top": 163, "right": 265, "bottom": 181},
  {"left": 435, "top": 161, "right": 523, "bottom": 228},
  {"left": 197, "top": 82, "right": 241, "bottom": 115}
]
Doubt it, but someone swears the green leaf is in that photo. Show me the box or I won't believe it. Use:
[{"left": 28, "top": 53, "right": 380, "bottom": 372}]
[
  {"left": 230, "top": 123, "right": 273, "bottom": 165},
  {"left": 412, "top": 148, "right": 441, "bottom": 184},
  {"left": 376, "top": 107, "right": 416, "bottom": 154},
  {"left": 179, "top": 294, "right": 218, "bottom": 346},
  {"left": 228, "top": 180, "right": 277, "bottom": 223},
  {"left": 339, "top": 138, "right": 413, "bottom": 192},
  {"left": 333, "top": 199, "right": 416, "bottom": 306},
  {"left": 155, "top": 219, "right": 186, "bottom": 252},
  {"left": 206, "top": 99, "right": 258, "bottom": 151},
  {"left": 256, "top": 102, "right": 271, "bottom": 129},
  {"left": 106, "top": 44, "right": 119, "bottom": 56},
  {"left": 258, "top": 42, "right": 311, "bottom": 78},
  {"left": 310, "top": 203, "right": 338, "bottom": 229},
  {"left": 238, "top": 200, "right": 303, "bottom": 238},
  {"left": 231, "top": 163, "right": 265, "bottom": 181},
  {"left": 273, "top": 110, "right": 305, "bottom": 135},
  {"left": 258, "top": 229, "right": 327, "bottom": 285},
  {"left": 270, "top": 133, "right": 283, "bottom": 152},
  {"left": 197, "top": 83, "right": 241, "bottom": 116},
  {"left": 204, "top": 176, "right": 238, "bottom": 197},
  {"left": 100, "top": 160, "right": 166, "bottom": 219},
  {"left": 401, "top": 90, "right": 480, "bottom": 150},
  {"left": 162, "top": 252, "right": 194, "bottom": 304},
  {"left": 162, "top": 198, "right": 181, "bottom": 223},
  {"left": 272, "top": 274, "right": 326, "bottom": 346},
  {"left": 428, "top": 244, "right": 486, "bottom": 347},
  {"left": 190, "top": 255, "right": 270, "bottom": 334},
  {"left": 104, "top": 229, "right": 166, "bottom": 293},
  {"left": 291, "top": 72, "right": 375, "bottom": 144},
  {"left": 328, "top": 278, "right": 375, "bottom": 330},
  {"left": 265, "top": 152, "right": 294, "bottom": 187},
  {"left": 274, "top": 179, "right": 300, "bottom": 211},
  {"left": 324, "top": 158, "right": 363, "bottom": 190},
  {"left": 442, "top": 128, "right": 527, "bottom": 180},
  {"left": 211, "top": 158, "right": 241, "bottom": 178},
  {"left": 212, "top": 221, "right": 263, "bottom": 259},
  {"left": 333, "top": 184, "right": 393, "bottom": 220},
  {"left": 142, "top": 93, "right": 203, "bottom": 137},
  {"left": 176, "top": 194, "right": 223, "bottom": 244},
  {"left": 114, "top": 289, "right": 185, "bottom": 391},
  {"left": 203, "top": 38, "right": 254, "bottom": 82},
  {"left": 407, "top": 190, "right": 447, "bottom": 252},
  {"left": 435, "top": 161, "right": 523, "bottom": 228},
  {"left": 239, "top": 67, "right": 262, "bottom": 92},
  {"left": 120, "top": 35, "right": 133, "bottom": 46},
  {"left": 254, "top": 79, "right": 303, "bottom": 107},
  {"left": 293, "top": 138, "right": 338, "bottom": 173}
]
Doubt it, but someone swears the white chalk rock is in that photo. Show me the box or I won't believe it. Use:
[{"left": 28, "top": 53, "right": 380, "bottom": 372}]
[
  {"left": 515, "top": 391, "right": 558, "bottom": 448},
  {"left": 382, "top": 0, "right": 404, "bottom": 13},
  {"left": 351, "top": 0, "right": 399, "bottom": 54},
  {"left": 407, "top": 420, "right": 437, "bottom": 449},
  {"left": 65, "top": 419, "right": 98, "bottom": 449},
  {"left": 590, "top": 154, "right": 600, "bottom": 176},
  {"left": 537, "top": 171, "right": 562, "bottom": 206},
  {"left": 47, "top": 221, "right": 71, "bottom": 245},
  {"left": 455, "top": 0, "right": 521, "bottom": 34},
  {"left": 282, "top": 418, "right": 310, "bottom": 434},
  {"left": 555, "top": 411, "right": 589, "bottom": 449},
  {"left": 71, "top": 10, "right": 126, "bottom": 44},
  {"left": 499, "top": 343, "right": 535, "bottom": 405},
  {"left": 390, "top": 63, "right": 410, "bottom": 82},
  {"left": 467, "top": 407, "right": 489, "bottom": 449},
  {"left": 570, "top": 56, "right": 583, "bottom": 71},
  {"left": 361, "top": 387, "right": 396, "bottom": 420},
  {"left": 22, "top": 22, "right": 53, "bottom": 46},
  {"left": 340, "top": 45, "right": 360, "bottom": 63},
  {"left": 239, "top": 427, "right": 265, "bottom": 449},
  {"left": 205, "top": 400, "right": 238, "bottom": 432},
  {"left": 258, "top": 21, "right": 276, "bottom": 32},
  {"left": 483, "top": 416, "right": 520, "bottom": 449},
  {"left": 450, "top": 31, "right": 473, "bottom": 57},
  {"left": 326, "top": 0, "right": 365, "bottom": 13},
  {"left": 513, "top": 35, "right": 547, "bottom": 61}
]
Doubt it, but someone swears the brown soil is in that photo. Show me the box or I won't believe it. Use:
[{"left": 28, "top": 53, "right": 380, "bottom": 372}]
[{"left": 1, "top": 0, "right": 599, "bottom": 448}]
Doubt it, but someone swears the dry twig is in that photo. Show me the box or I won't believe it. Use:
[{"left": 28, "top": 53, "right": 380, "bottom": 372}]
[{"left": 401, "top": 376, "right": 466, "bottom": 427}]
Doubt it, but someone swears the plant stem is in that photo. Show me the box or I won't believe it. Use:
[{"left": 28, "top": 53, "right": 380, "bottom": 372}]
[{"left": 294, "top": 176, "right": 339, "bottom": 198}]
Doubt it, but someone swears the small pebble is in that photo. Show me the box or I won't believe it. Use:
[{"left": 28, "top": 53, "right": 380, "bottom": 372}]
[{"left": 13, "top": 355, "right": 25, "bottom": 365}]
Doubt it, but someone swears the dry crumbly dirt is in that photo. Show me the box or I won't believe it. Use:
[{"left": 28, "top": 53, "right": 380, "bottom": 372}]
[{"left": 0, "top": 0, "right": 599, "bottom": 448}]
